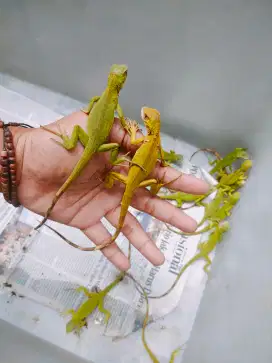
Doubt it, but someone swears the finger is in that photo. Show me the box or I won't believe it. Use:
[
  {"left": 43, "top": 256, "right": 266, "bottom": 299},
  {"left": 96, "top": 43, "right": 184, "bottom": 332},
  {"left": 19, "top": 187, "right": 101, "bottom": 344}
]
[
  {"left": 70, "top": 186, "right": 125, "bottom": 230},
  {"left": 150, "top": 165, "right": 210, "bottom": 195},
  {"left": 83, "top": 221, "right": 130, "bottom": 271},
  {"left": 105, "top": 208, "right": 165, "bottom": 266},
  {"left": 110, "top": 118, "right": 144, "bottom": 154},
  {"left": 131, "top": 187, "right": 198, "bottom": 232}
]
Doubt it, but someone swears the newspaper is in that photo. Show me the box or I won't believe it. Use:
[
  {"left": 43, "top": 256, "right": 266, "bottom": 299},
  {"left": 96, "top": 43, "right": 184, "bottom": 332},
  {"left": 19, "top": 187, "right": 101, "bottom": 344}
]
[{"left": 0, "top": 80, "right": 217, "bottom": 362}]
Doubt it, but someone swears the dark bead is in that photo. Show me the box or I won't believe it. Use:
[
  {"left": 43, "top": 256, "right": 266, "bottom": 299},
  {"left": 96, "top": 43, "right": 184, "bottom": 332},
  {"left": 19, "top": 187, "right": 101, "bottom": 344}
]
[
  {"left": 0, "top": 159, "right": 8, "bottom": 166},
  {"left": 7, "top": 150, "right": 15, "bottom": 157}
]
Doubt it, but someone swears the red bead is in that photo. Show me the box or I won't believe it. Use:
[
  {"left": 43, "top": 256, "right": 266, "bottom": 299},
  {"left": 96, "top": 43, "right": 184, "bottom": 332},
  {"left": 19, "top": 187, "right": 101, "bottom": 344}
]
[{"left": 9, "top": 164, "right": 16, "bottom": 170}]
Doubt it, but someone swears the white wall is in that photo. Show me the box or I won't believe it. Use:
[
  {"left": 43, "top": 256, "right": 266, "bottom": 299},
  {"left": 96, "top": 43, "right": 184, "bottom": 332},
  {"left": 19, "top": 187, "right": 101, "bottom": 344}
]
[{"left": 0, "top": 0, "right": 271, "bottom": 152}]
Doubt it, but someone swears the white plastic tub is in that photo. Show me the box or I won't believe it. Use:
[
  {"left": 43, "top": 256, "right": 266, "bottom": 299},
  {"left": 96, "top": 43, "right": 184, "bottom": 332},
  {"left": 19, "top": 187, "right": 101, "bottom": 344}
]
[{"left": 0, "top": 1, "right": 272, "bottom": 363}]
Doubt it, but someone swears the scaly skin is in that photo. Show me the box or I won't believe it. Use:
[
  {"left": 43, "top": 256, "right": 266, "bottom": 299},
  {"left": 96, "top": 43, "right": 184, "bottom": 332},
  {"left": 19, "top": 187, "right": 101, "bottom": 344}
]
[
  {"left": 159, "top": 191, "right": 205, "bottom": 208},
  {"left": 35, "top": 64, "right": 129, "bottom": 230},
  {"left": 217, "top": 159, "right": 252, "bottom": 193},
  {"left": 149, "top": 222, "right": 230, "bottom": 299},
  {"left": 162, "top": 149, "right": 183, "bottom": 164},
  {"left": 166, "top": 191, "right": 239, "bottom": 236},
  {"left": 43, "top": 107, "right": 177, "bottom": 252},
  {"left": 210, "top": 147, "right": 249, "bottom": 175},
  {"left": 65, "top": 272, "right": 124, "bottom": 335}
]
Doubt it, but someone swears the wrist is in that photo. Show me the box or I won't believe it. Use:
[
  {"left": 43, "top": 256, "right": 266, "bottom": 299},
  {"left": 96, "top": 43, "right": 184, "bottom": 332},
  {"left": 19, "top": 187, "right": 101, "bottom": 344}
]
[{"left": 0, "top": 125, "right": 28, "bottom": 197}]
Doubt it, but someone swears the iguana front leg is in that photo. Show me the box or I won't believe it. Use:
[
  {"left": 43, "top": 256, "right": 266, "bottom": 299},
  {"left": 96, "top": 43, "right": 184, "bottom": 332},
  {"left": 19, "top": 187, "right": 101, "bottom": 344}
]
[
  {"left": 40, "top": 95, "right": 101, "bottom": 149},
  {"left": 104, "top": 171, "right": 127, "bottom": 188},
  {"left": 41, "top": 124, "right": 89, "bottom": 150},
  {"left": 116, "top": 104, "right": 132, "bottom": 132},
  {"left": 97, "top": 142, "right": 122, "bottom": 164},
  {"left": 81, "top": 96, "right": 100, "bottom": 114}
]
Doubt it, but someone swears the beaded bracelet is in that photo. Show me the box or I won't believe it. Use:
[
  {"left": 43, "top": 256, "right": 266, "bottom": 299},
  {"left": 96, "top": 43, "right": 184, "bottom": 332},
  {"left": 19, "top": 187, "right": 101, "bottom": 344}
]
[{"left": 0, "top": 120, "right": 33, "bottom": 207}]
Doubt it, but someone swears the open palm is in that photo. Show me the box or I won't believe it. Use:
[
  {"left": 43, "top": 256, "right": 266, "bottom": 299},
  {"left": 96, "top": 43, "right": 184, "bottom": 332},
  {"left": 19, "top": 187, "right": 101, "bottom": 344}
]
[{"left": 13, "top": 111, "right": 209, "bottom": 270}]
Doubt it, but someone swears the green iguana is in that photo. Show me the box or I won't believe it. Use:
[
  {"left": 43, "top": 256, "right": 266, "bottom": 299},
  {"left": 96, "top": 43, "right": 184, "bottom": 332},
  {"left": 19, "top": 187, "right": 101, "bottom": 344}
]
[
  {"left": 217, "top": 159, "right": 252, "bottom": 193},
  {"left": 35, "top": 64, "right": 129, "bottom": 230},
  {"left": 166, "top": 191, "right": 239, "bottom": 236},
  {"left": 149, "top": 222, "right": 230, "bottom": 299},
  {"left": 210, "top": 147, "right": 249, "bottom": 175},
  {"left": 159, "top": 191, "right": 205, "bottom": 208},
  {"left": 64, "top": 272, "right": 124, "bottom": 335}
]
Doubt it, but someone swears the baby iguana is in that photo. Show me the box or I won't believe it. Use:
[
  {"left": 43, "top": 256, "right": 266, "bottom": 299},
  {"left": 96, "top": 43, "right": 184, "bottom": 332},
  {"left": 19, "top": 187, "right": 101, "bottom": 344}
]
[
  {"left": 65, "top": 272, "right": 124, "bottom": 335},
  {"left": 35, "top": 64, "right": 129, "bottom": 230},
  {"left": 167, "top": 191, "right": 239, "bottom": 236},
  {"left": 159, "top": 191, "right": 206, "bottom": 208},
  {"left": 210, "top": 147, "right": 249, "bottom": 175},
  {"left": 217, "top": 159, "right": 252, "bottom": 194},
  {"left": 43, "top": 107, "right": 178, "bottom": 252},
  {"left": 162, "top": 149, "right": 183, "bottom": 165},
  {"left": 149, "top": 222, "right": 230, "bottom": 299}
]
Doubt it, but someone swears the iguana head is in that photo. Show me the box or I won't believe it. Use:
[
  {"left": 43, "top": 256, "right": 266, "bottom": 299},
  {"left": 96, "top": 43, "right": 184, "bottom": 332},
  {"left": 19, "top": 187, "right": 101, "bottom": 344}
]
[
  {"left": 240, "top": 159, "right": 252, "bottom": 172},
  {"left": 229, "top": 192, "right": 240, "bottom": 205},
  {"left": 108, "top": 64, "right": 128, "bottom": 92},
  {"left": 66, "top": 318, "right": 86, "bottom": 335},
  {"left": 220, "top": 221, "right": 230, "bottom": 233},
  {"left": 141, "top": 106, "right": 161, "bottom": 134},
  {"left": 234, "top": 148, "right": 249, "bottom": 160}
]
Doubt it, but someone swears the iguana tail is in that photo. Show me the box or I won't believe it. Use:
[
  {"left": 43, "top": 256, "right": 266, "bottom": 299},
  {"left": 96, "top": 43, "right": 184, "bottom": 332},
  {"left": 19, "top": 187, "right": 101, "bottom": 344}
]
[
  {"left": 35, "top": 144, "right": 96, "bottom": 230},
  {"left": 94, "top": 190, "right": 132, "bottom": 251},
  {"left": 42, "top": 189, "right": 132, "bottom": 252}
]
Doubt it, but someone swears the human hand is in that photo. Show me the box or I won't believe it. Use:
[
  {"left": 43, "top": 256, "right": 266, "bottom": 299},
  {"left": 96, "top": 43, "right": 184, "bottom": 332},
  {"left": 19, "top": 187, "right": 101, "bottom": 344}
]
[{"left": 12, "top": 111, "right": 209, "bottom": 270}]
